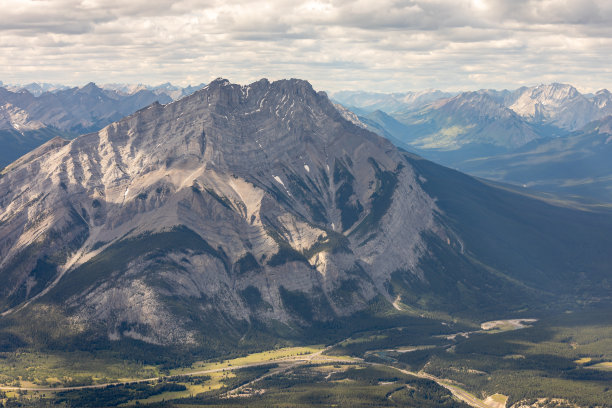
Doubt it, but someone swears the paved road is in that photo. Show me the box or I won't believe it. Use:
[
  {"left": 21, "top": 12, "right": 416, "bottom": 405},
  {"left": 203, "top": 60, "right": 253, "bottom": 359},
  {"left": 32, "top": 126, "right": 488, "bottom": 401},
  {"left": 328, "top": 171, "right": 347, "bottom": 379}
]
[{"left": 374, "top": 364, "right": 493, "bottom": 408}]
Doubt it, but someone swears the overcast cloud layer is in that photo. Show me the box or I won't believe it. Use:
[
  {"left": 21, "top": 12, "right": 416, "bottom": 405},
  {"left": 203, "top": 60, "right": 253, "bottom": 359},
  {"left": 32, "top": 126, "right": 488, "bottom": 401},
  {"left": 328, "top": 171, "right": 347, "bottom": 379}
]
[{"left": 1, "top": 0, "right": 611, "bottom": 92}]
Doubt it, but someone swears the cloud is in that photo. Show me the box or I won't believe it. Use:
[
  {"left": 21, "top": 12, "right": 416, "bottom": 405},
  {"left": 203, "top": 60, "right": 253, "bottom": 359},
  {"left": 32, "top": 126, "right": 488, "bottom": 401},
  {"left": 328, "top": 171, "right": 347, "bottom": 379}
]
[{"left": 0, "top": 0, "right": 610, "bottom": 92}]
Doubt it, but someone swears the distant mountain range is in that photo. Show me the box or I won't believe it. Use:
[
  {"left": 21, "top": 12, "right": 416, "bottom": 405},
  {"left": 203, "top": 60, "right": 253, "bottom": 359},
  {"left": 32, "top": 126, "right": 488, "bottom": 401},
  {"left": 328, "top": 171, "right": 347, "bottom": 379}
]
[
  {"left": 1, "top": 80, "right": 205, "bottom": 99},
  {"left": 99, "top": 82, "right": 206, "bottom": 101},
  {"left": 334, "top": 83, "right": 612, "bottom": 203},
  {"left": 334, "top": 83, "right": 612, "bottom": 133},
  {"left": 332, "top": 89, "right": 455, "bottom": 114},
  {"left": 0, "top": 81, "right": 205, "bottom": 167}
]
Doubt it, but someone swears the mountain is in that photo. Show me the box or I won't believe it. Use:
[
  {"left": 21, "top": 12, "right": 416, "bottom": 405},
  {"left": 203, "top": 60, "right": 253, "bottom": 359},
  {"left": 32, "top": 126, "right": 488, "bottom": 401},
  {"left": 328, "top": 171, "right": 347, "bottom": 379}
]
[
  {"left": 150, "top": 82, "right": 207, "bottom": 100},
  {"left": 505, "top": 83, "right": 612, "bottom": 131},
  {"left": 374, "top": 92, "right": 544, "bottom": 168},
  {"left": 332, "top": 90, "right": 454, "bottom": 114},
  {"left": 349, "top": 109, "right": 418, "bottom": 150},
  {"left": 337, "top": 84, "right": 612, "bottom": 201},
  {"left": 6, "top": 81, "right": 206, "bottom": 101},
  {"left": 29, "top": 82, "right": 173, "bottom": 132},
  {"left": 458, "top": 114, "right": 612, "bottom": 202},
  {"left": 337, "top": 91, "right": 550, "bottom": 169},
  {"left": 0, "top": 78, "right": 441, "bottom": 348},
  {"left": 0, "top": 101, "right": 67, "bottom": 168},
  {"left": 0, "top": 83, "right": 173, "bottom": 167},
  {"left": 4, "top": 82, "right": 70, "bottom": 96},
  {"left": 337, "top": 83, "right": 612, "bottom": 134},
  {"left": 0, "top": 79, "right": 611, "bottom": 359},
  {"left": 101, "top": 82, "right": 207, "bottom": 101},
  {"left": 591, "top": 89, "right": 612, "bottom": 110}
]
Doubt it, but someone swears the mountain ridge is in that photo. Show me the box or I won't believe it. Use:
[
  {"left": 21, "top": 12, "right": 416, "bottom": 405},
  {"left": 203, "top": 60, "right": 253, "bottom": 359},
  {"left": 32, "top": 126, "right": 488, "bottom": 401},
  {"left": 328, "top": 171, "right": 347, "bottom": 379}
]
[
  {"left": 0, "top": 82, "right": 183, "bottom": 168},
  {"left": 0, "top": 78, "right": 443, "bottom": 346}
]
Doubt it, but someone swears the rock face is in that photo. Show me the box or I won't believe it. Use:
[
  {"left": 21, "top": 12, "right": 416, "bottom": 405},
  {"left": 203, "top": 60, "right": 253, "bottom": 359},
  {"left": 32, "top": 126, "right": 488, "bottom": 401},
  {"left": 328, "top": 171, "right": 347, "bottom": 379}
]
[
  {"left": 0, "top": 83, "right": 172, "bottom": 135},
  {"left": 0, "top": 78, "right": 442, "bottom": 345},
  {"left": 400, "top": 91, "right": 541, "bottom": 150},
  {"left": 506, "top": 83, "right": 610, "bottom": 131}
]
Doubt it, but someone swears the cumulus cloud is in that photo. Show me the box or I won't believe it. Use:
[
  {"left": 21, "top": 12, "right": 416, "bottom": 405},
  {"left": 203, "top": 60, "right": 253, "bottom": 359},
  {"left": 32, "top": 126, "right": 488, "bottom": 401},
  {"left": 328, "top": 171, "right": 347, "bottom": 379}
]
[{"left": 0, "top": 0, "right": 610, "bottom": 92}]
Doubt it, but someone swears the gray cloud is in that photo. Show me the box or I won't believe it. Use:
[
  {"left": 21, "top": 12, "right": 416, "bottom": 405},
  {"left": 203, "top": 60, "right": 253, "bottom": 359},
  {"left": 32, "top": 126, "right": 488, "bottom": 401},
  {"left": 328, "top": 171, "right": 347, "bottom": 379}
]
[{"left": 0, "top": 0, "right": 610, "bottom": 92}]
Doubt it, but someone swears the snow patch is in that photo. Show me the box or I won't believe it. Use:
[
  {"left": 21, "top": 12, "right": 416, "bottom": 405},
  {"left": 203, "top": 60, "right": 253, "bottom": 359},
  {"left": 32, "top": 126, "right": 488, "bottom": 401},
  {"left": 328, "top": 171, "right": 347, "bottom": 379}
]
[{"left": 304, "top": 164, "right": 310, "bottom": 172}]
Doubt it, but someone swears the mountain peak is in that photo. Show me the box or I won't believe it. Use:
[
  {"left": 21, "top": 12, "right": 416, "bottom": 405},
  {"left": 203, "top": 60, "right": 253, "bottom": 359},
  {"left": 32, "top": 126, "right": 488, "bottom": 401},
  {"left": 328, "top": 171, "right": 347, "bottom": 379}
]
[
  {"left": 186, "top": 78, "right": 323, "bottom": 115},
  {"left": 81, "top": 81, "right": 99, "bottom": 90},
  {"left": 78, "top": 82, "right": 105, "bottom": 96},
  {"left": 0, "top": 76, "right": 442, "bottom": 344},
  {"left": 508, "top": 83, "right": 596, "bottom": 129},
  {"left": 532, "top": 82, "right": 579, "bottom": 99},
  {"left": 436, "top": 90, "right": 512, "bottom": 119}
]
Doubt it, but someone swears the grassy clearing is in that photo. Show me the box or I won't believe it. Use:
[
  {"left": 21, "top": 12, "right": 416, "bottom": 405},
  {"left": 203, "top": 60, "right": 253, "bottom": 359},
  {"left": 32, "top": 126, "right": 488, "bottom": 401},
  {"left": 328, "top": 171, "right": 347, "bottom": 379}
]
[
  {"left": 573, "top": 357, "right": 591, "bottom": 364},
  {"left": 338, "top": 334, "right": 387, "bottom": 346},
  {"left": 2, "top": 388, "right": 58, "bottom": 402},
  {"left": 127, "top": 372, "right": 235, "bottom": 405},
  {"left": 485, "top": 393, "right": 509, "bottom": 407},
  {"left": 170, "top": 346, "right": 323, "bottom": 375},
  {"left": 0, "top": 345, "right": 323, "bottom": 390},
  {"left": 0, "top": 350, "right": 159, "bottom": 387},
  {"left": 587, "top": 362, "right": 612, "bottom": 371}
]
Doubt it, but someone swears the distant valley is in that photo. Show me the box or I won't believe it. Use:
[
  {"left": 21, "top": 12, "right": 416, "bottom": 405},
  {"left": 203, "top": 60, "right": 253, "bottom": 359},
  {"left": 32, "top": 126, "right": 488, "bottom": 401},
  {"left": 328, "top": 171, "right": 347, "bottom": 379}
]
[{"left": 333, "top": 83, "right": 612, "bottom": 203}]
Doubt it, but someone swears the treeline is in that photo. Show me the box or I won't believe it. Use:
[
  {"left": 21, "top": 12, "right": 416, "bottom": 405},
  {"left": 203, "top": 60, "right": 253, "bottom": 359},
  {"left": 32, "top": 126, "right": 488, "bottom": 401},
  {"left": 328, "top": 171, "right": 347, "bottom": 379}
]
[{"left": 54, "top": 382, "right": 186, "bottom": 407}]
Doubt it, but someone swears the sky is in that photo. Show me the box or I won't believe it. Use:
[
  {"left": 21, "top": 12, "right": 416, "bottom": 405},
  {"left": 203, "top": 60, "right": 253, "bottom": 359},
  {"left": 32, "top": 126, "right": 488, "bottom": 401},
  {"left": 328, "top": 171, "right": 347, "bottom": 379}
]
[{"left": 1, "top": 0, "right": 611, "bottom": 93}]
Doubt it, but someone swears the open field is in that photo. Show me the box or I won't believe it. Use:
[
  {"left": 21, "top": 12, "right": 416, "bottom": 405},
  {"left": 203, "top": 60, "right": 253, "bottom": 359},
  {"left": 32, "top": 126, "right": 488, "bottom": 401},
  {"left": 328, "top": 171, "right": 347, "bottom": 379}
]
[
  {"left": 483, "top": 393, "right": 508, "bottom": 408},
  {"left": 169, "top": 346, "right": 324, "bottom": 376},
  {"left": 587, "top": 362, "right": 612, "bottom": 371},
  {"left": 0, "top": 351, "right": 159, "bottom": 387},
  {"left": 126, "top": 372, "right": 233, "bottom": 405},
  {"left": 480, "top": 319, "right": 538, "bottom": 331},
  {"left": 0, "top": 346, "right": 325, "bottom": 390}
]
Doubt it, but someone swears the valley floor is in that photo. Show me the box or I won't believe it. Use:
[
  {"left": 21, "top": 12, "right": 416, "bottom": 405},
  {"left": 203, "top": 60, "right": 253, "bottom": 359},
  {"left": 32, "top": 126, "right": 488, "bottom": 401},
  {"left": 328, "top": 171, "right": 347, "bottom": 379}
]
[{"left": 1, "top": 307, "right": 611, "bottom": 408}]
